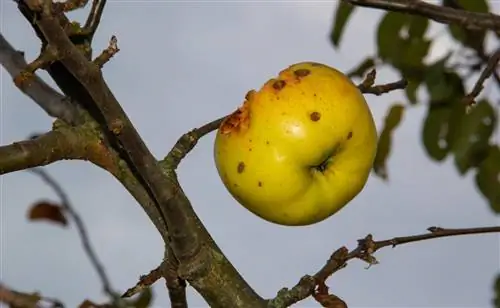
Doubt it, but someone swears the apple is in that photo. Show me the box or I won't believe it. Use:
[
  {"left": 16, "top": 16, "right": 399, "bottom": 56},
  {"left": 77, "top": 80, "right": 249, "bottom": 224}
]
[{"left": 213, "top": 62, "right": 377, "bottom": 226}]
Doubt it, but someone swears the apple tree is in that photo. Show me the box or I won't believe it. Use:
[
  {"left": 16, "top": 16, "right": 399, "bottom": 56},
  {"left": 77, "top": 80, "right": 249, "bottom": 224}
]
[{"left": 1, "top": 0, "right": 500, "bottom": 307}]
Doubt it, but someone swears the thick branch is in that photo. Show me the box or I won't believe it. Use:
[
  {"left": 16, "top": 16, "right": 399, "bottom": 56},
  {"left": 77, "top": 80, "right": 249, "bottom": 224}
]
[
  {"left": 344, "top": 0, "right": 500, "bottom": 34},
  {"left": 268, "top": 225, "right": 500, "bottom": 307},
  {"left": 0, "top": 123, "right": 92, "bottom": 174},
  {"left": 16, "top": 2, "right": 265, "bottom": 306},
  {"left": 161, "top": 246, "right": 188, "bottom": 308},
  {"left": 0, "top": 33, "right": 81, "bottom": 124}
]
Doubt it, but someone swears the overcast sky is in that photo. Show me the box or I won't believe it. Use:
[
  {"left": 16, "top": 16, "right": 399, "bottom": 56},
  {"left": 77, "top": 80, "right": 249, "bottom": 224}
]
[{"left": 1, "top": 1, "right": 500, "bottom": 307}]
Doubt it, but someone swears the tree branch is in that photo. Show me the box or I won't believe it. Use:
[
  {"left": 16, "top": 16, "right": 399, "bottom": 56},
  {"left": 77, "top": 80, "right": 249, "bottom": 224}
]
[
  {"left": 15, "top": 2, "right": 265, "bottom": 306},
  {"left": 462, "top": 48, "right": 500, "bottom": 106},
  {"left": 343, "top": 0, "right": 500, "bottom": 35},
  {"left": 269, "top": 225, "right": 500, "bottom": 307},
  {"left": 0, "top": 33, "right": 82, "bottom": 124},
  {"left": 0, "top": 283, "right": 64, "bottom": 308},
  {"left": 0, "top": 123, "right": 92, "bottom": 175},
  {"left": 357, "top": 68, "right": 408, "bottom": 95},
  {"left": 122, "top": 265, "right": 162, "bottom": 298},
  {"left": 161, "top": 246, "right": 188, "bottom": 308},
  {"left": 83, "top": 0, "right": 107, "bottom": 40},
  {"left": 28, "top": 167, "right": 121, "bottom": 303},
  {"left": 162, "top": 68, "right": 406, "bottom": 171}
]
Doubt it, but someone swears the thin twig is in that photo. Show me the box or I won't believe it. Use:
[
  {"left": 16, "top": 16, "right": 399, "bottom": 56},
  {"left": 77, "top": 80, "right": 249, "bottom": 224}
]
[
  {"left": 83, "top": 0, "right": 108, "bottom": 40},
  {"left": 268, "top": 225, "right": 500, "bottom": 307},
  {"left": 161, "top": 115, "right": 226, "bottom": 170},
  {"left": 163, "top": 69, "right": 405, "bottom": 170},
  {"left": 343, "top": 0, "right": 500, "bottom": 35},
  {"left": 462, "top": 48, "right": 500, "bottom": 106},
  {"left": 93, "top": 35, "right": 119, "bottom": 68},
  {"left": 28, "top": 168, "right": 116, "bottom": 300},
  {"left": 122, "top": 265, "right": 162, "bottom": 298},
  {"left": 357, "top": 68, "right": 408, "bottom": 95},
  {"left": 0, "top": 33, "right": 81, "bottom": 124},
  {"left": 0, "top": 283, "right": 64, "bottom": 308}
]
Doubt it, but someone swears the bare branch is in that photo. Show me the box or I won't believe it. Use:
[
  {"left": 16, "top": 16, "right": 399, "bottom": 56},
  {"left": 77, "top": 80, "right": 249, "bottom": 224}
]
[
  {"left": 28, "top": 168, "right": 118, "bottom": 301},
  {"left": 83, "top": 0, "right": 108, "bottom": 40},
  {"left": 358, "top": 69, "right": 408, "bottom": 95},
  {"left": 343, "top": 0, "right": 500, "bottom": 34},
  {"left": 0, "top": 33, "right": 81, "bottom": 124},
  {"left": 15, "top": 2, "right": 265, "bottom": 306},
  {"left": 0, "top": 283, "right": 64, "bottom": 308},
  {"left": 122, "top": 265, "right": 162, "bottom": 298},
  {"left": 269, "top": 225, "right": 500, "bottom": 307},
  {"left": 93, "top": 35, "right": 119, "bottom": 68},
  {"left": 0, "top": 124, "right": 92, "bottom": 175},
  {"left": 462, "top": 48, "right": 500, "bottom": 106},
  {"left": 162, "top": 246, "right": 188, "bottom": 308},
  {"left": 163, "top": 68, "right": 405, "bottom": 171},
  {"left": 161, "top": 115, "right": 226, "bottom": 170}
]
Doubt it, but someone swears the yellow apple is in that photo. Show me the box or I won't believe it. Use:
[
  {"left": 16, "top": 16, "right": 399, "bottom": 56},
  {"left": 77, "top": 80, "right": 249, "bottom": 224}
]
[{"left": 213, "top": 62, "right": 377, "bottom": 226}]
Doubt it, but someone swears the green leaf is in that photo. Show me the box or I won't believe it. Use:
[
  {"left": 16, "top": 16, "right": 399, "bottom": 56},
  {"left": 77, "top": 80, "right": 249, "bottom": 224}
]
[
  {"left": 404, "top": 77, "right": 420, "bottom": 104},
  {"left": 475, "top": 146, "right": 500, "bottom": 214},
  {"left": 422, "top": 104, "right": 452, "bottom": 161},
  {"left": 408, "top": 15, "right": 429, "bottom": 38},
  {"left": 443, "top": 0, "right": 488, "bottom": 53},
  {"left": 373, "top": 104, "right": 405, "bottom": 180},
  {"left": 330, "top": 1, "right": 356, "bottom": 48},
  {"left": 452, "top": 100, "right": 496, "bottom": 174},
  {"left": 377, "top": 12, "right": 430, "bottom": 70},
  {"left": 425, "top": 55, "right": 465, "bottom": 102},
  {"left": 377, "top": 12, "right": 407, "bottom": 63},
  {"left": 401, "top": 38, "right": 431, "bottom": 67},
  {"left": 347, "top": 57, "right": 375, "bottom": 79},
  {"left": 494, "top": 273, "right": 500, "bottom": 308}
]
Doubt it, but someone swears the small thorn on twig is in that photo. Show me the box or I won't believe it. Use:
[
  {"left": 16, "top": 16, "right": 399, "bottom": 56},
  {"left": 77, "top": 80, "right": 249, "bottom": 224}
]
[{"left": 94, "top": 35, "right": 120, "bottom": 68}]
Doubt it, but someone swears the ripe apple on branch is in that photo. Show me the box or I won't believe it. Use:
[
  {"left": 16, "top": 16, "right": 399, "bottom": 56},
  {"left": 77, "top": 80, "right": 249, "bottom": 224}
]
[{"left": 214, "top": 62, "right": 378, "bottom": 226}]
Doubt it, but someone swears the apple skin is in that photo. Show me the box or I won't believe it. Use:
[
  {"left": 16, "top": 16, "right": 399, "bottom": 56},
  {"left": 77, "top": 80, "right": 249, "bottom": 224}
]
[{"left": 213, "top": 62, "right": 377, "bottom": 226}]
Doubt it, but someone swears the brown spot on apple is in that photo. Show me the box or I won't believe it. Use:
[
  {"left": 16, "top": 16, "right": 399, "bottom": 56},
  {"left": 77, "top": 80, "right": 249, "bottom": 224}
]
[
  {"left": 310, "top": 112, "right": 321, "bottom": 122},
  {"left": 237, "top": 162, "right": 245, "bottom": 173},
  {"left": 258, "top": 181, "right": 262, "bottom": 187},
  {"left": 245, "top": 90, "right": 256, "bottom": 100},
  {"left": 294, "top": 69, "right": 310, "bottom": 78},
  {"left": 273, "top": 80, "right": 286, "bottom": 90},
  {"left": 347, "top": 131, "right": 353, "bottom": 140},
  {"left": 219, "top": 100, "right": 251, "bottom": 135}
]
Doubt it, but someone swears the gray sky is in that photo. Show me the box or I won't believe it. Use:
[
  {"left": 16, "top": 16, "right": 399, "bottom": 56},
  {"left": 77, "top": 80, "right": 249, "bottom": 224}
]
[{"left": 1, "top": 1, "right": 499, "bottom": 307}]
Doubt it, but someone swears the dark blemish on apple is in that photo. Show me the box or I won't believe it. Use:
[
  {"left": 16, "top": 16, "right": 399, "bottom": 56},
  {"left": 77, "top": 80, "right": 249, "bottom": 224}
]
[
  {"left": 233, "top": 183, "right": 239, "bottom": 188},
  {"left": 313, "top": 93, "right": 317, "bottom": 97},
  {"left": 245, "top": 90, "right": 253, "bottom": 100},
  {"left": 237, "top": 162, "right": 245, "bottom": 173},
  {"left": 294, "top": 69, "right": 310, "bottom": 78},
  {"left": 266, "top": 140, "right": 270, "bottom": 145},
  {"left": 347, "top": 131, "right": 353, "bottom": 140},
  {"left": 273, "top": 80, "right": 286, "bottom": 90},
  {"left": 258, "top": 181, "right": 262, "bottom": 187},
  {"left": 310, "top": 112, "right": 321, "bottom": 121},
  {"left": 249, "top": 147, "right": 252, "bottom": 152}
]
